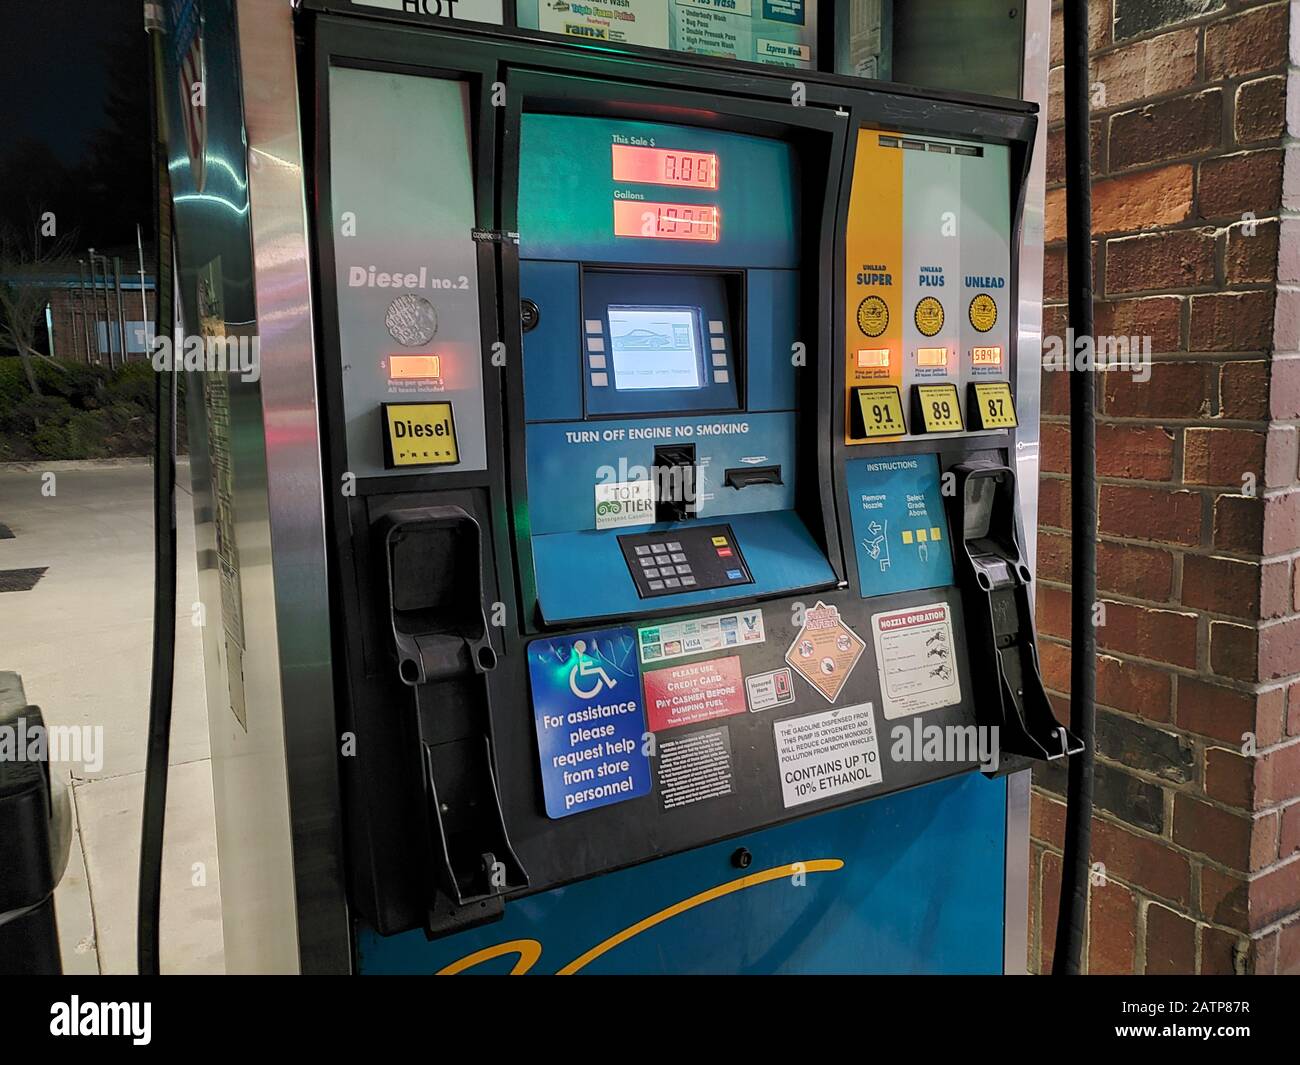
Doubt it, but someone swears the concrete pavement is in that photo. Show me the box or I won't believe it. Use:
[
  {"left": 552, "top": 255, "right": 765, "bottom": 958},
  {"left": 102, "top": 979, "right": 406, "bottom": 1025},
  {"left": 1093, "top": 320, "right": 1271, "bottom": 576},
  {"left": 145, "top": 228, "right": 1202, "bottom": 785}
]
[{"left": 0, "top": 459, "right": 224, "bottom": 974}]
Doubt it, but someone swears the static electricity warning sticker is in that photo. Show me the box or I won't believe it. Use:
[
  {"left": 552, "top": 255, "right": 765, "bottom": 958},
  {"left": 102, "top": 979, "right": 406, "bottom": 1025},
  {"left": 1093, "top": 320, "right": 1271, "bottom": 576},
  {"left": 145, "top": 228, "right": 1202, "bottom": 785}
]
[
  {"left": 856, "top": 295, "right": 889, "bottom": 338},
  {"left": 968, "top": 293, "right": 997, "bottom": 332},
  {"left": 914, "top": 296, "right": 944, "bottom": 337},
  {"left": 870, "top": 602, "right": 962, "bottom": 719},
  {"left": 773, "top": 703, "right": 882, "bottom": 808},
  {"left": 785, "top": 601, "right": 866, "bottom": 703}
]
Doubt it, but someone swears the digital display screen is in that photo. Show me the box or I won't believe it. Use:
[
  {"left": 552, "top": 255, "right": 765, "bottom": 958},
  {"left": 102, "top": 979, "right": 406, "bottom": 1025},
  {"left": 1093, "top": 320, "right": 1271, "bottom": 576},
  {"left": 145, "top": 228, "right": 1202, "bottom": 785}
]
[
  {"left": 611, "top": 145, "right": 719, "bottom": 190},
  {"left": 608, "top": 306, "right": 702, "bottom": 391},
  {"left": 856, "top": 348, "right": 891, "bottom": 368},
  {"left": 916, "top": 346, "right": 948, "bottom": 367},
  {"left": 388, "top": 354, "right": 442, "bottom": 380},
  {"left": 613, "top": 201, "right": 720, "bottom": 242},
  {"left": 971, "top": 346, "right": 1003, "bottom": 367}
]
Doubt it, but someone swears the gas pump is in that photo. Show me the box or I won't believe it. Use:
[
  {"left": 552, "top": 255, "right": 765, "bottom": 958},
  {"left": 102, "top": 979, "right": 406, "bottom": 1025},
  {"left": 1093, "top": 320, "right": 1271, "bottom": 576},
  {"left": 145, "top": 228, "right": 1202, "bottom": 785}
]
[{"left": 149, "top": 0, "right": 1080, "bottom": 974}]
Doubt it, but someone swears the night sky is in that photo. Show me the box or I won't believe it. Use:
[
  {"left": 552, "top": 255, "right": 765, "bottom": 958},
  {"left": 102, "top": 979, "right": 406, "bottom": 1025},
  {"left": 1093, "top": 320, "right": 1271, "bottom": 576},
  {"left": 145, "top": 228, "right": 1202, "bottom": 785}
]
[{"left": 0, "top": 0, "right": 151, "bottom": 248}]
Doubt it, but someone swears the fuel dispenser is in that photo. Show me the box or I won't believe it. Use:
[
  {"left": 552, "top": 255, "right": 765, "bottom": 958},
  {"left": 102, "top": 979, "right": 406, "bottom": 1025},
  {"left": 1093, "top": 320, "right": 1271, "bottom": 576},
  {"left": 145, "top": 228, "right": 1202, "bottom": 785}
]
[{"left": 153, "top": 0, "right": 1077, "bottom": 974}]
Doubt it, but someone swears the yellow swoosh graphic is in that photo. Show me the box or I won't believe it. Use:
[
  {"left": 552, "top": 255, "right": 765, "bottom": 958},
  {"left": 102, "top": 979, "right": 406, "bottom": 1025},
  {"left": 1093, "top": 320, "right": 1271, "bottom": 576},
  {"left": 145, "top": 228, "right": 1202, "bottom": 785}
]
[
  {"left": 436, "top": 938, "right": 543, "bottom": 975},
  {"left": 558, "top": 858, "right": 844, "bottom": 975},
  {"left": 437, "top": 858, "right": 844, "bottom": 975}
]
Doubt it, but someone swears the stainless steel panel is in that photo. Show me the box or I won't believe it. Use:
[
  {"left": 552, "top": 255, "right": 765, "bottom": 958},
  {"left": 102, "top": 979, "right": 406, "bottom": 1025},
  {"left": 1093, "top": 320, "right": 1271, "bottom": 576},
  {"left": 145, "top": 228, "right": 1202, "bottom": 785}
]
[
  {"left": 1003, "top": 0, "right": 1051, "bottom": 976},
  {"left": 186, "top": 0, "right": 350, "bottom": 974}
]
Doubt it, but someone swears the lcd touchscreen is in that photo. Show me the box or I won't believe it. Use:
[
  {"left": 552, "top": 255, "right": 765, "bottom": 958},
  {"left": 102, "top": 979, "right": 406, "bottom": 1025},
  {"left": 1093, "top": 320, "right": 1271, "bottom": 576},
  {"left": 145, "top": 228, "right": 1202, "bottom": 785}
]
[{"left": 608, "top": 306, "right": 702, "bottom": 390}]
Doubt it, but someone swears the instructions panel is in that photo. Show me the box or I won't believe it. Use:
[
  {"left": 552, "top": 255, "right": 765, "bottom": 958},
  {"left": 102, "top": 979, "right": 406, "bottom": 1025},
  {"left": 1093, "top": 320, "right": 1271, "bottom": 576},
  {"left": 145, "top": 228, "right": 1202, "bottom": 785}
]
[
  {"left": 773, "top": 703, "right": 882, "bottom": 808},
  {"left": 870, "top": 603, "right": 963, "bottom": 719}
]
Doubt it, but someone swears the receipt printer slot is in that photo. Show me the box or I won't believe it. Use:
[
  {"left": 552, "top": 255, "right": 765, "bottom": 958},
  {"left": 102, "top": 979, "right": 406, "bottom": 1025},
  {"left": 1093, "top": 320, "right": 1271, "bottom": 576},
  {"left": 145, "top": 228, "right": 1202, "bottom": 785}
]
[{"left": 724, "top": 464, "right": 783, "bottom": 489}]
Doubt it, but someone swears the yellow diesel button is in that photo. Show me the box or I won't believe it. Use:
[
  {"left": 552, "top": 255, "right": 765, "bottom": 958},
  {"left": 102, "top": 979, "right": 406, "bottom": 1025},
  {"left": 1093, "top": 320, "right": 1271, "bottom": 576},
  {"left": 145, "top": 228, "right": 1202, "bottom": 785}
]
[{"left": 382, "top": 402, "right": 459, "bottom": 467}]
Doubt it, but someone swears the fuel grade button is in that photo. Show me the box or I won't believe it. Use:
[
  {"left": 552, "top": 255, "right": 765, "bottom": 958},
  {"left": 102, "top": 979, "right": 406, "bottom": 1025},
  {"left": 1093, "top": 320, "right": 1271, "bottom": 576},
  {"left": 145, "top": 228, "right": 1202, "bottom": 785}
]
[{"left": 381, "top": 401, "right": 459, "bottom": 467}]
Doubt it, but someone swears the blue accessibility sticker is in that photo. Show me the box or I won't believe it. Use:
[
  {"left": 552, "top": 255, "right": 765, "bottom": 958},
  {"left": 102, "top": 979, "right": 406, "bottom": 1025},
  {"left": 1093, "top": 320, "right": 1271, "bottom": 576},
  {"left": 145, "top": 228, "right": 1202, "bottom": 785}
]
[
  {"left": 845, "top": 453, "right": 954, "bottom": 596},
  {"left": 527, "top": 627, "right": 652, "bottom": 819}
]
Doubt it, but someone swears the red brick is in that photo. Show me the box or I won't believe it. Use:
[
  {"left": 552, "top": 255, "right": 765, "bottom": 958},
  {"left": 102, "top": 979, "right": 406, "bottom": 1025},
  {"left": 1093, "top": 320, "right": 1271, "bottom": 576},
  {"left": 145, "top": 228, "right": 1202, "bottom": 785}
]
[
  {"left": 1041, "top": 849, "right": 1062, "bottom": 973},
  {"left": 1097, "top": 654, "right": 1173, "bottom": 720},
  {"left": 1038, "top": 639, "right": 1072, "bottom": 694},
  {"left": 1199, "top": 925, "right": 1245, "bottom": 974},
  {"left": 1145, "top": 903, "right": 1196, "bottom": 974},
  {"left": 1280, "top": 803, "right": 1300, "bottom": 859},
  {"left": 1183, "top": 554, "right": 1260, "bottom": 616},
  {"left": 1219, "top": 360, "right": 1271, "bottom": 421},
  {"left": 1265, "top": 427, "right": 1299, "bottom": 489},
  {"left": 1185, "top": 427, "right": 1267, "bottom": 486},
  {"left": 1188, "top": 291, "right": 1275, "bottom": 352},
  {"left": 1257, "top": 739, "right": 1300, "bottom": 806},
  {"left": 1099, "top": 540, "right": 1175, "bottom": 600},
  {"left": 1032, "top": 791, "right": 1067, "bottom": 850},
  {"left": 1264, "top": 490, "right": 1300, "bottom": 553},
  {"left": 1094, "top": 28, "right": 1199, "bottom": 110},
  {"left": 1270, "top": 357, "right": 1300, "bottom": 419},
  {"left": 1045, "top": 186, "right": 1065, "bottom": 244},
  {"left": 1096, "top": 423, "right": 1176, "bottom": 480},
  {"left": 1036, "top": 583, "right": 1072, "bottom": 640},
  {"left": 1200, "top": 865, "right": 1248, "bottom": 928},
  {"left": 1103, "top": 362, "right": 1211, "bottom": 418},
  {"left": 1204, "top": 746, "right": 1253, "bottom": 807},
  {"left": 1109, "top": 90, "right": 1222, "bottom": 172},
  {"left": 1260, "top": 617, "right": 1300, "bottom": 680},
  {"left": 1094, "top": 817, "right": 1191, "bottom": 904},
  {"left": 1094, "top": 295, "right": 1184, "bottom": 353},
  {"left": 1279, "top": 922, "right": 1300, "bottom": 974},
  {"left": 1176, "top": 679, "right": 1283, "bottom": 746},
  {"left": 1041, "top": 354, "right": 1070, "bottom": 415},
  {"left": 1089, "top": 880, "right": 1138, "bottom": 974},
  {"left": 1210, "top": 620, "right": 1258, "bottom": 681},
  {"left": 1039, "top": 477, "right": 1073, "bottom": 529},
  {"left": 1093, "top": 166, "right": 1195, "bottom": 237},
  {"left": 1224, "top": 218, "right": 1280, "bottom": 285},
  {"left": 1262, "top": 558, "right": 1292, "bottom": 618},
  {"left": 1213, "top": 493, "right": 1263, "bottom": 553},
  {"left": 1099, "top": 484, "right": 1202, "bottom": 546},
  {"left": 1290, "top": 681, "right": 1300, "bottom": 736},
  {"left": 1097, "top": 600, "right": 1199, "bottom": 668},
  {"left": 1249, "top": 855, "right": 1300, "bottom": 928},
  {"left": 1204, "top": 3, "right": 1290, "bottom": 81},
  {"left": 1235, "top": 75, "right": 1287, "bottom": 145},
  {"left": 1044, "top": 245, "right": 1066, "bottom": 301},
  {"left": 1105, "top": 228, "right": 1215, "bottom": 293},
  {"left": 1040, "top": 421, "right": 1069, "bottom": 474},
  {"left": 1037, "top": 531, "right": 1071, "bottom": 584},
  {"left": 1198, "top": 149, "right": 1285, "bottom": 219},
  {"left": 1173, "top": 794, "right": 1258, "bottom": 870}
]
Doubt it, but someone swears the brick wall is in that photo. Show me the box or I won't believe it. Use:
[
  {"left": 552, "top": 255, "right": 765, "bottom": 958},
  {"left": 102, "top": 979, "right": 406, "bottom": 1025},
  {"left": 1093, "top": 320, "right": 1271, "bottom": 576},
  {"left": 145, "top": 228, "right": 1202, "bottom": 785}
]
[
  {"left": 47, "top": 284, "right": 156, "bottom": 364},
  {"left": 1030, "top": 0, "right": 1300, "bottom": 974}
]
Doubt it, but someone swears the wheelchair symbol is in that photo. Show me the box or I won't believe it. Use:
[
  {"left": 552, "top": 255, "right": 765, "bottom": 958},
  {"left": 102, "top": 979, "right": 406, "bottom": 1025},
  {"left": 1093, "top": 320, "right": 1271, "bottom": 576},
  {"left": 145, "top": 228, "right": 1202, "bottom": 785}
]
[{"left": 569, "top": 639, "right": 617, "bottom": 699}]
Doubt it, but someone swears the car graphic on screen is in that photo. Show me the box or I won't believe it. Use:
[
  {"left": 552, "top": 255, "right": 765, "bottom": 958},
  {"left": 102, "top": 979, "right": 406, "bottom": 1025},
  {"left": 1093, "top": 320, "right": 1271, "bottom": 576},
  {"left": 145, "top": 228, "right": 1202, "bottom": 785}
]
[{"left": 616, "top": 328, "right": 675, "bottom": 350}]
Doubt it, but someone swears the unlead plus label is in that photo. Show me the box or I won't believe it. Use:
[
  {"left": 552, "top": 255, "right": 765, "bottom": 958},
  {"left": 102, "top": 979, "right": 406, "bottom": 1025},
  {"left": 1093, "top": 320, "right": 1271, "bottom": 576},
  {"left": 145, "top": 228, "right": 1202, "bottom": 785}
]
[{"left": 773, "top": 703, "right": 882, "bottom": 808}]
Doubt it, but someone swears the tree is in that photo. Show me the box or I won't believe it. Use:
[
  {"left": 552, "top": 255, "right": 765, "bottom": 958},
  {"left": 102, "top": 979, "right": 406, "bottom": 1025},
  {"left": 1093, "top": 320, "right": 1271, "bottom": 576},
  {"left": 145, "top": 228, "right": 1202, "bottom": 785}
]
[{"left": 0, "top": 221, "right": 77, "bottom": 397}]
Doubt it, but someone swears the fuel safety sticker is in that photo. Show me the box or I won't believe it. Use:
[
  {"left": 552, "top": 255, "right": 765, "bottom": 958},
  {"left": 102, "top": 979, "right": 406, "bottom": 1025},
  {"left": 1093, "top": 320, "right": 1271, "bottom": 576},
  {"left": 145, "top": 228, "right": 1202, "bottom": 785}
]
[
  {"left": 785, "top": 601, "right": 865, "bottom": 703},
  {"left": 870, "top": 602, "right": 962, "bottom": 719},
  {"left": 773, "top": 703, "right": 882, "bottom": 808},
  {"left": 639, "top": 607, "right": 765, "bottom": 664}
]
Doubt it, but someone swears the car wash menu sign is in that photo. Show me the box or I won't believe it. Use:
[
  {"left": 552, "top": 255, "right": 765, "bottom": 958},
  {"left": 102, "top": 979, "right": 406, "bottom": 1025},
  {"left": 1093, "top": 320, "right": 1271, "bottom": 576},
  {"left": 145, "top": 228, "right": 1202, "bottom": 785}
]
[{"left": 520, "top": 0, "right": 817, "bottom": 68}]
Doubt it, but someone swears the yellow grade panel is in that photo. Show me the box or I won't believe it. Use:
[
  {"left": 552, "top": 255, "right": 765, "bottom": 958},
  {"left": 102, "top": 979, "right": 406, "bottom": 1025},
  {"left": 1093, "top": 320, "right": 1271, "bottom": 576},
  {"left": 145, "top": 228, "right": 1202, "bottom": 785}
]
[
  {"left": 972, "top": 381, "right": 1018, "bottom": 429},
  {"left": 845, "top": 130, "right": 904, "bottom": 443},
  {"left": 855, "top": 385, "right": 907, "bottom": 438},
  {"left": 383, "top": 401, "right": 459, "bottom": 467},
  {"left": 915, "top": 382, "right": 964, "bottom": 433}
]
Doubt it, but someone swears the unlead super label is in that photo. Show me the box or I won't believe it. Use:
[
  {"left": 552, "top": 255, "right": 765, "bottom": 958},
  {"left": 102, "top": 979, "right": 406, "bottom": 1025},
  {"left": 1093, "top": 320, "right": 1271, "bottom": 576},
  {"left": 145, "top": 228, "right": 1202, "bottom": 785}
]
[
  {"left": 527, "top": 628, "right": 652, "bottom": 818},
  {"left": 773, "top": 703, "right": 882, "bottom": 808}
]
